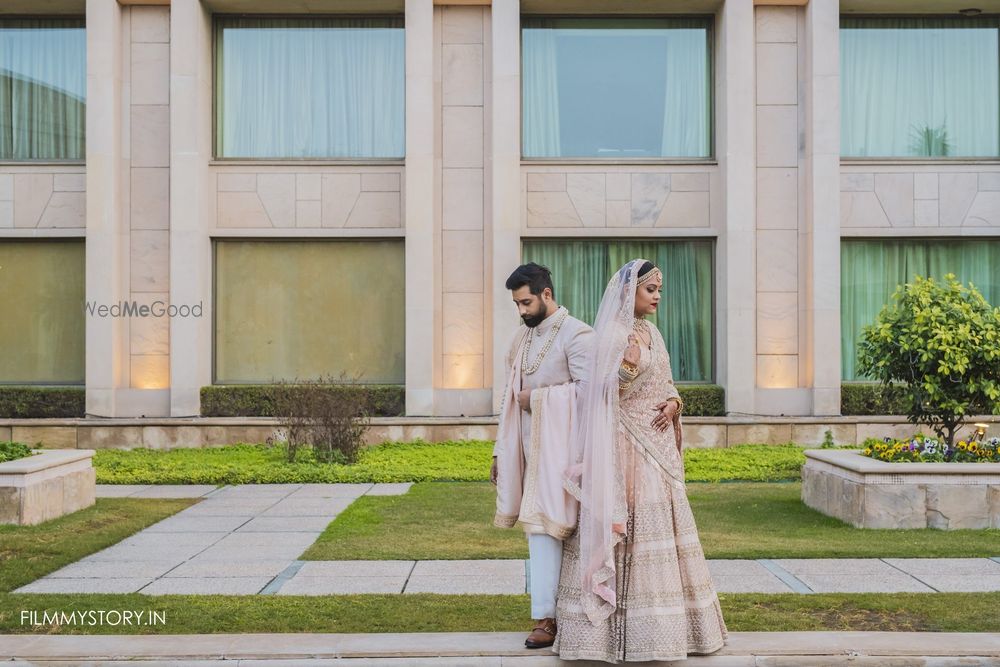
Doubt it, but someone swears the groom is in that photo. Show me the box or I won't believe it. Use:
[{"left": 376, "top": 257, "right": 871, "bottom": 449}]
[{"left": 492, "top": 263, "right": 594, "bottom": 649}]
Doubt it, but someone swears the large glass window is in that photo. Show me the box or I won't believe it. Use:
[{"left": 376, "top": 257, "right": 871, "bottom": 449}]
[
  {"left": 841, "top": 17, "right": 1000, "bottom": 158},
  {"left": 214, "top": 16, "right": 405, "bottom": 159},
  {"left": 214, "top": 240, "right": 405, "bottom": 384},
  {"left": 841, "top": 239, "right": 1000, "bottom": 380},
  {"left": 0, "top": 18, "right": 86, "bottom": 160},
  {"left": 0, "top": 240, "right": 85, "bottom": 383},
  {"left": 521, "top": 17, "right": 712, "bottom": 159},
  {"left": 522, "top": 239, "right": 714, "bottom": 381}
]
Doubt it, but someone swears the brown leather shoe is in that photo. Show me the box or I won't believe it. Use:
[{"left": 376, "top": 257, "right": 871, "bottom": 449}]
[{"left": 524, "top": 617, "right": 557, "bottom": 649}]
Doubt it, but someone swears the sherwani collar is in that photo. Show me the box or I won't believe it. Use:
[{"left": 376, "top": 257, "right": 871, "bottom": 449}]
[{"left": 532, "top": 305, "right": 567, "bottom": 335}]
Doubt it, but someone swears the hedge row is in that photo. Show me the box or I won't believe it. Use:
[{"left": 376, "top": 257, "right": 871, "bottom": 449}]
[
  {"left": 200, "top": 384, "right": 406, "bottom": 418},
  {"left": 0, "top": 387, "right": 85, "bottom": 418},
  {"left": 840, "top": 383, "right": 908, "bottom": 416},
  {"left": 0, "top": 382, "right": 908, "bottom": 419}
]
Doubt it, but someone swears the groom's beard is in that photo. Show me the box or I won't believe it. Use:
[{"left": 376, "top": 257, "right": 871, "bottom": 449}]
[{"left": 522, "top": 303, "right": 549, "bottom": 328}]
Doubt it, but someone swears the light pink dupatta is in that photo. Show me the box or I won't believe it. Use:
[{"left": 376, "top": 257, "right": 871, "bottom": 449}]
[{"left": 566, "top": 259, "right": 647, "bottom": 625}]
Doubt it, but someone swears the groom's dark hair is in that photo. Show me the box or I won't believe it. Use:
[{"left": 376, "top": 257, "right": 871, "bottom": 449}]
[{"left": 506, "top": 263, "right": 555, "bottom": 300}]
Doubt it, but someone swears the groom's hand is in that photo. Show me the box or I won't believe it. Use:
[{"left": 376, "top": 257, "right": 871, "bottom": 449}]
[{"left": 517, "top": 389, "right": 532, "bottom": 411}]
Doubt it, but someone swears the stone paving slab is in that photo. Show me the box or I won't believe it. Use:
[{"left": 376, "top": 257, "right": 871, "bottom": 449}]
[
  {"left": 913, "top": 574, "right": 1000, "bottom": 592},
  {"left": 13, "top": 484, "right": 368, "bottom": 596},
  {"left": 140, "top": 577, "right": 273, "bottom": 595},
  {"left": 404, "top": 575, "right": 526, "bottom": 595},
  {"left": 796, "top": 573, "right": 934, "bottom": 593},
  {"left": 410, "top": 560, "right": 526, "bottom": 578},
  {"left": 883, "top": 557, "right": 1000, "bottom": 576},
  {"left": 772, "top": 558, "right": 901, "bottom": 576},
  {"left": 277, "top": 576, "right": 409, "bottom": 595},
  {"left": 296, "top": 561, "right": 415, "bottom": 578},
  {"left": 710, "top": 574, "right": 793, "bottom": 594},
  {"left": 3, "top": 632, "right": 999, "bottom": 662},
  {"left": 15, "top": 578, "right": 154, "bottom": 594}
]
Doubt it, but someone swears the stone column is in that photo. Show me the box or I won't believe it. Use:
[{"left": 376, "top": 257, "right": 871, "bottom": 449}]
[
  {"left": 753, "top": 4, "right": 810, "bottom": 415},
  {"left": 405, "top": 0, "right": 437, "bottom": 415},
  {"left": 804, "top": 0, "right": 841, "bottom": 415},
  {"left": 169, "top": 0, "right": 213, "bottom": 416},
  {"left": 717, "top": 0, "right": 756, "bottom": 415},
  {"left": 490, "top": 0, "right": 521, "bottom": 414},
  {"left": 84, "top": 0, "right": 127, "bottom": 417},
  {"left": 438, "top": 5, "right": 492, "bottom": 416}
]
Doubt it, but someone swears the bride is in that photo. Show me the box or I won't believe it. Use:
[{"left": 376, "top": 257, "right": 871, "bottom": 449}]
[{"left": 554, "top": 258, "right": 728, "bottom": 663}]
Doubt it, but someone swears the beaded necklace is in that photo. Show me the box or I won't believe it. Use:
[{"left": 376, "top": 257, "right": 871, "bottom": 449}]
[{"left": 522, "top": 308, "right": 569, "bottom": 375}]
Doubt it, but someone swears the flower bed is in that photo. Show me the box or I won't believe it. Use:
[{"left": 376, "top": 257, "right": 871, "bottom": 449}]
[{"left": 861, "top": 434, "right": 1000, "bottom": 463}]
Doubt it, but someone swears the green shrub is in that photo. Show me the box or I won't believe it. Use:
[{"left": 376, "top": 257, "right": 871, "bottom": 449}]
[
  {"left": 857, "top": 274, "right": 1000, "bottom": 445},
  {"left": 201, "top": 384, "right": 404, "bottom": 418},
  {"left": 0, "top": 441, "right": 35, "bottom": 463},
  {"left": 841, "top": 383, "right": 909, "bottom": 415},
  {"left": 677, "top": 384, "right": 725, "bottom": 416},
  {"left": 0, "top": 387, "right": 85, "bottom": 418}
]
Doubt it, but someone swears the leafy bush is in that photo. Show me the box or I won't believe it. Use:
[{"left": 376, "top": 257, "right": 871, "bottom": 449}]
[
  {"left": 0, "top": 387, "right": 85, "bottom": 418},
  {"left": 857, "top": 274, "right": 1000, "bottom": 445},
  {"left": 841, "top": 383, "right": 908, "bottom": 415},
  {"left": 0, "top": 441, "right": 36, "bottom": 463},
  {"left": 677, "top": 384, "right": 725, "bottom": 416},
  {"left": 200, "top": 384, "right": 404, "bottom": 418}
]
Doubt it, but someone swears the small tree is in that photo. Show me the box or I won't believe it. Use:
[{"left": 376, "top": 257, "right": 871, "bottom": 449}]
[
  {"left": 271, "top": 373, "right": 371, "bottom": 464},
  {"left": 857, "top": 274, "right": 1000, "bottom": 447}
]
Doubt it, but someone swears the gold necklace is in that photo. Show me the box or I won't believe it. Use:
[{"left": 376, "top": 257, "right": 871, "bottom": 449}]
[
  {"left": 522, "top": 309, "right": 568, "bottom": 375},
  {"left": 632, "top": 317, "right": 651, "bottom": 349}
]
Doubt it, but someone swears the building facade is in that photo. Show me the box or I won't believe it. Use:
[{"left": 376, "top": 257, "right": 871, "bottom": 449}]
[{"left": 0, "top": 0, "right": 998, "bottom": 419}]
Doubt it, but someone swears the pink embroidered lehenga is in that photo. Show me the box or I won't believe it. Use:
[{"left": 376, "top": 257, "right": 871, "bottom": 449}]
[{"left": 554, "top": 259, "right": 728, "bottom": 663}]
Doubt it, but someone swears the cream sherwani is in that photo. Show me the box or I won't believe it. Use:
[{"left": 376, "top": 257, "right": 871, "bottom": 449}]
[{"left": 493, "top": 305, "right": 594, "bottom": 618}]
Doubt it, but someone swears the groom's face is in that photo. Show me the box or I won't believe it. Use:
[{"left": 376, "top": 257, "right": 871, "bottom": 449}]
[{"left": 512, "top": 285, "right": 550, "bottom": 328}]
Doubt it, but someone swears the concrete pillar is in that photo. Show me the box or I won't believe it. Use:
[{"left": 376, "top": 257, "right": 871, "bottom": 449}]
[
  {"left": 804, "top": 0, "right": 841, "bottom": 415},
  {"left": 490, "top": 0, "right": 521, "bottom": 414},
  {"left": 717, "top": 0, "right": 756, "bottom": 415},
  {"left": 405, "top": 0, "right": 437, "bottom": 415},
  {"left": 84, "top": 0, "right": 127, "bottom": 417},
  {"left": 169, "top": 0, "right": 213, "bottom": 416}
]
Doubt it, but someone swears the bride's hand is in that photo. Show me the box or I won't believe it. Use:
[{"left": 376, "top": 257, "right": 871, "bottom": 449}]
[
  {"left": 651, "top": 400, "right": 678, "bottom": 432},
  {"left": 623, "top": 334, "right": 641, "bottom": 366}
]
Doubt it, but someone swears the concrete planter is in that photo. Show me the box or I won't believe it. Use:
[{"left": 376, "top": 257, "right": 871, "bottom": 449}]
[
  {"left": 0, "top": 449, "right": 96, "bottom": 525},
  {"left": 802, "top": 449, "right": 1000, "bottom": 529}
]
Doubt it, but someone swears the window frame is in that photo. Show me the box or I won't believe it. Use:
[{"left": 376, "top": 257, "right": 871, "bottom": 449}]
[
  {"left": 838, "top": 12, "right": 1000, "bottom": 163},
  {"left": 210, "top": 12, "right": 407, "bottom": 164},
  {"left": 518, "top": 14, "right": 717, "bottom": 165},
  {"left": 0, "top": 14, "right": 87, "bottom": 165},
  {"left": 519, "top": 235, "right": 717, "bottom": 384},
  {"left": 210, "top": 236, "right": 407, "bottom": 385}
]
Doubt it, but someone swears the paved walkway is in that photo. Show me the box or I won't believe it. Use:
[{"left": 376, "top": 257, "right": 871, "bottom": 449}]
[
  {"left": 3, "top": 631, "right": 1000, "bottom": 665},
  {"left": 12, "top": 484, "right": 1000, "bottom": 596}
]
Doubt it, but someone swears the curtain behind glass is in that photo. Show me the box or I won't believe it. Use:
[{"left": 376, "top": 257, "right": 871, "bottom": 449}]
[
  {"left": 0, "top": 241, "right": 85, "bottom": 383},
  {"left": 0, "top": 19, "right": 86, "bottom": 160},
  {"left": 214, "top": 240, "right": 405, "bottom": 384},
  {"left": 841, "top": 239, "right": 1000, "bottom": 379},
  {"left": 215, "top": 16, "right": 404, "bottom": 159},
  {"left": 521, "top": 17, "right": 712, "bottom": 159},
  {"left": 841, "top": 17, "right": 1000, "bottom": 157},
  {"left": 522, "top": 239, "right": 713, "bottom": 381}
]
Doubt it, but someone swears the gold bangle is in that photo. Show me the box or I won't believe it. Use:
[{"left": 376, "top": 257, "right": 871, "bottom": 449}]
[{"left": 621, "top": 359, "right": 638, "bottom": 374}]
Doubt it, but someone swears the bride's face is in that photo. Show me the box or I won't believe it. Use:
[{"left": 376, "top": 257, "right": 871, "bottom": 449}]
[{"left": 634, "top": 277, "right": 663, "bottom": 317}]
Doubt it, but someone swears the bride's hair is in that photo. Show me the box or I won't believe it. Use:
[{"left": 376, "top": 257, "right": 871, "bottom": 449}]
[{"left": 638, "top": 261, "right": 656, "bottom": 279}]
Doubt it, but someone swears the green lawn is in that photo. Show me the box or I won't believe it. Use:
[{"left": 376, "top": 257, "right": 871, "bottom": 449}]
[
  {"left": 0, "top": 498, "right": 198, "bottom": 593},
  {"left": 305, "top": 482, "right": 1000, "bottom": 561},
  {"left": 2, "top": 592, "right": 998, "bottom": 634},
  {"left": 93, "top": 441, "right": 811, "bottom": 485}
]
